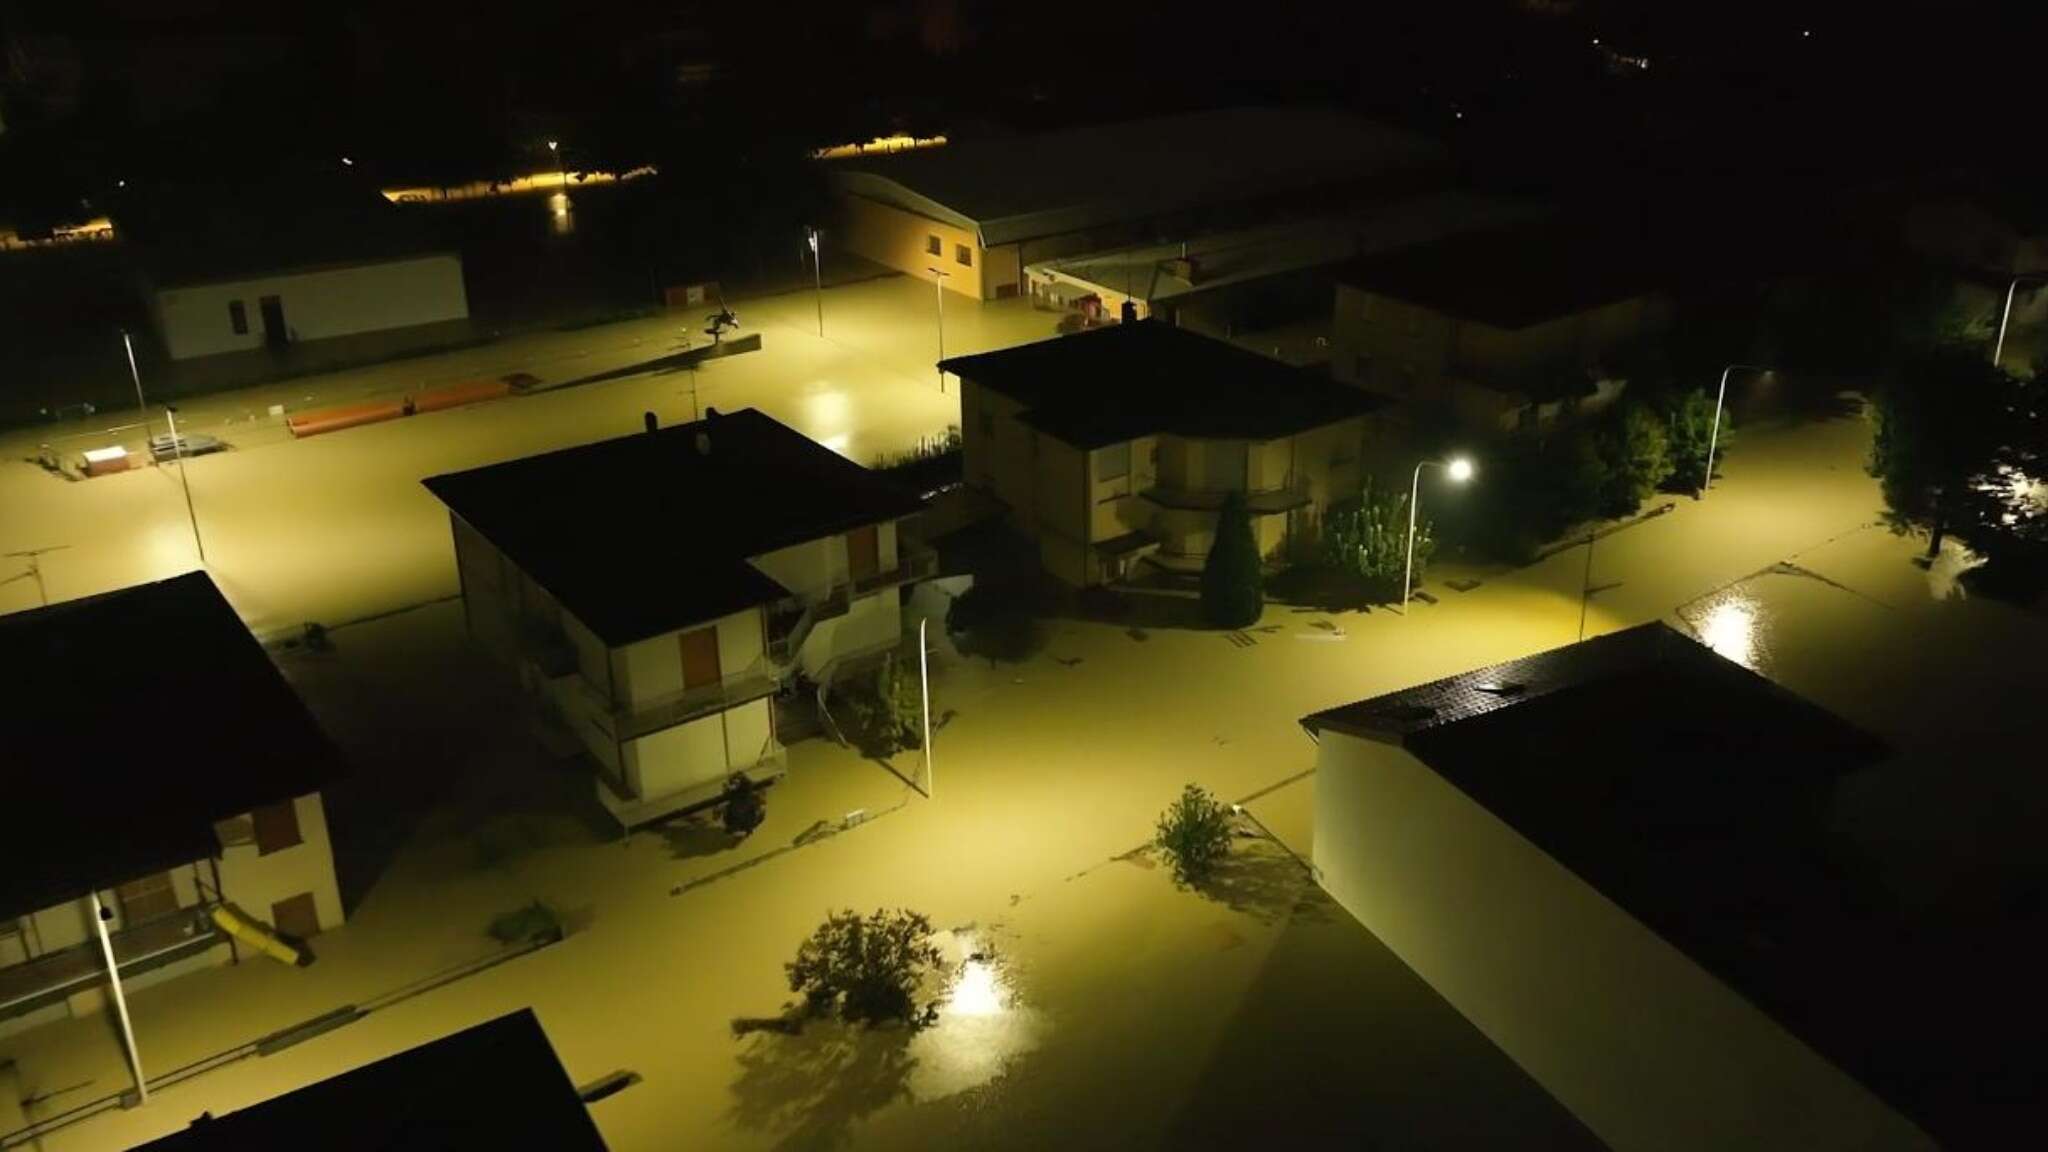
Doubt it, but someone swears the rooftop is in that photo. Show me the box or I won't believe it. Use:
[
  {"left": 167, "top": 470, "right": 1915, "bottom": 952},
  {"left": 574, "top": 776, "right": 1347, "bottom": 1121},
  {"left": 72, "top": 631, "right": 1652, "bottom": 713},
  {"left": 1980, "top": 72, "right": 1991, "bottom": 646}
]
[
  {"left": 940, "top": 321, "right": 1386, "bottom": 449},
  {"left": 1335, "top": 223, "right": 1664, "bottom": 329},
  {"left": 831, "top": 106, "right": 1445, "bottom": 248},
  {"left": 133, "top": 1010, "right": 607, "bottom": 1150},
  {"left": 121, "top": 178, "right": 449, "bottom": 288},
  {"left": 1303, "top": 623, "right": 2041, "bottom": 1150},
  {"left": 423, "top": 408, "right": 923, "bottom": 646},
  {"left": 0, "top": 572, "right": 341, "bottom": 921}
]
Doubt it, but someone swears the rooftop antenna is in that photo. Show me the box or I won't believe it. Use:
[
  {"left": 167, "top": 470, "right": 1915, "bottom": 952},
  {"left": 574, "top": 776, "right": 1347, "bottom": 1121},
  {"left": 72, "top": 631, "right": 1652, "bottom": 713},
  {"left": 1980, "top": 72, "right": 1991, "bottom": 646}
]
[{"left": 3, "top": 545, "right": 70, "bottom": 607}]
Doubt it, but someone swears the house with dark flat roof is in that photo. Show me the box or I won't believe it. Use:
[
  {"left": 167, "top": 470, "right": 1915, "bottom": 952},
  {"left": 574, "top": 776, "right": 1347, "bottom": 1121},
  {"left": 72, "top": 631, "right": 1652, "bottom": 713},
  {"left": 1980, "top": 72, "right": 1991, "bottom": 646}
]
[
  {"left": 423, "top": 408, "right": 931, "bottom": 828},
  {"left": 1, "top": 572, "right": 344, "bottom": 1049},
  {"left": 1330, "top": 224, "right": 1669, "bottom": 431},
  {"left": 829, "top": 106, "right": 1447, "bottom": 300},
  {"left": 133, "top": 1009, "right": 607, "bottom": 1150},
  {"left": 1301, "top": 622, "right": 2038, "bottom": 1152},
  {"left": 941, "top": 321, "right": 1388, "bottom": 585}
]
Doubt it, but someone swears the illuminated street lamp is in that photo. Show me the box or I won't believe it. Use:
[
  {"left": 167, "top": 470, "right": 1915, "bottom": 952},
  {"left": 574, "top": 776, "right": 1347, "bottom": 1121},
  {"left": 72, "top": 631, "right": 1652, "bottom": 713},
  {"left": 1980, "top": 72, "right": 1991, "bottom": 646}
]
[
  {"left": 1403, "top": 456, "right": 1474, "bottom": 614},
  {"left": 1991, "top": 273, "right": 2048, "bottom": 370},
  {"left": 806, "top": 227, "right": 824, "bottom": 337},
  {"left": 927, "top": 266, "right": 951, "bottom": 392},
  {"left": 546, "top": 139, "right": 565, "bottom": 190},
  {"left": 1702, "top": 364, "right": 1769, "bottom": 498}
]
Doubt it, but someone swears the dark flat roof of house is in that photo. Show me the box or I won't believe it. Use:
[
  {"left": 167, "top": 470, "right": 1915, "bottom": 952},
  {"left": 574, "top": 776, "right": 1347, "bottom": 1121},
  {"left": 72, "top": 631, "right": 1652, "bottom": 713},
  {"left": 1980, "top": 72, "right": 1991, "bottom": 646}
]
[
  {"left": 1303, "top": 623, "right": 2042, "bottom": 1150},
  {"left": 1335, "top": 224, "right": 1663, "bottom": 329},
  {"left": 940, "top": 321, "right": 1385, "bottom": 450},
  {"left": 133, "top": 1009, "right": 607, "bottom": 1150},
  {"left": 831, "top": 106, "right": 1445, "bottom": 247},
  {"left": 423, "top": 408, "right": 922, "bottom": 646},
  {"left": 0, "top": 572, "right": 340, "bottom": 921}
]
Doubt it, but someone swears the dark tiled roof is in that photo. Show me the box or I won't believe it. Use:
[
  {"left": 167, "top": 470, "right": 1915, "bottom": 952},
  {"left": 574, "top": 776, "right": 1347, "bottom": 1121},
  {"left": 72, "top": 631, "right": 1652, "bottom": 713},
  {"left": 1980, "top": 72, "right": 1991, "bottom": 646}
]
[
  {"left": 832, "top": 106, "right": 1445, "bottom": 247},
  {"left": 940, "top": 321, "right": 1385, "bottom": 449},
  {"left": 1335, "top": 224, "right": 1663, "bottom": 329},
  {"left": 133, "top": 1010, "right": 607, "bottom": 1150},
  {"left": 1303, "top": 623, "right": 2048, "bottom": 1149},
  {"left": 423, "top": 409, "right": 922, "bottom": 646},
  {"left": 0, "top": 572, "right": 341, "bottom": 920}
]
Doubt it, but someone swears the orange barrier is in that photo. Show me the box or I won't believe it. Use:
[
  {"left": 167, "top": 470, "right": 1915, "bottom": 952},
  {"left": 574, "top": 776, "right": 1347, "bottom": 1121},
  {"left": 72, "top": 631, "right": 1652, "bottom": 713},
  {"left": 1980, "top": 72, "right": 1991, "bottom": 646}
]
[
  {"left": 412, "top": 377, "right": 511, "bottom": 414},
  {"left": 286, "top": 398, "right": 407, "bottom": 438}
]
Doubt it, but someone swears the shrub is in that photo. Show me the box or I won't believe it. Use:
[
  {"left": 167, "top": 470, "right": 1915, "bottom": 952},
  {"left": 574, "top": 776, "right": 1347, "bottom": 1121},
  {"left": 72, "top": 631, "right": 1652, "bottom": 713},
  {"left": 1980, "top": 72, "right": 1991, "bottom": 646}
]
[
  {"left": 1600, "top": 404, "right": 1674, "bottom": 514},
  {"left": 1663, "top": 387, "right": 1721, "bottom": 491},
  {"left": 1155, "top": 784, "right": 1236, "bottom": 886},
  {"left": 487, "top": 900, "right": 563, "bottom": 945},
  {"left": 722, "top": 774, "right": 765, "bottom": 837},
  {"left": 786, "top": 908, "right": 944, "bottom": 1025},
  {"left": 1200, "top": 490, "right": 1264, "bottom": 628},
  {"left": 1317, "top": 478, "right": 1427, "bottom": 602},
  {"left": 835, "top": 653, "right": 923, "bottom": 756}
]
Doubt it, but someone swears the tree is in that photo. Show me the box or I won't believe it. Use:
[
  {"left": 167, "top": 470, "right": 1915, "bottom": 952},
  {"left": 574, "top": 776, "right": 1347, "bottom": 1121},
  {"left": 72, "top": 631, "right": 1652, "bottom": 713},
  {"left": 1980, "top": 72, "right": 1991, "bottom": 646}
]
[
  {"left": 1319, "top": 479, "right": 1428, "bottom": 601},
  {"left": 1599, "top": 404, "right": 1674, "bottom": 514},
  {"left": 1201, "top": 490, "right": 1264, "bottom": 628},
  {"left": 722, "top": 774, "right": 765, "bottom": 837},
  {"left": 836, "top": 653, "right": 923, "bottom": 756},
  {"left": 1155, "top": 784, "right": 1235, "bottom": 886},
  {"left": 1664, "top": 387, "right": 1721, "bottom": 492},
  {"left": 786, "top": 909, "right": 945, "bottom": 1025},
  {"left": 1871, "top": 344, "right": 2027, "bottom": 556}
]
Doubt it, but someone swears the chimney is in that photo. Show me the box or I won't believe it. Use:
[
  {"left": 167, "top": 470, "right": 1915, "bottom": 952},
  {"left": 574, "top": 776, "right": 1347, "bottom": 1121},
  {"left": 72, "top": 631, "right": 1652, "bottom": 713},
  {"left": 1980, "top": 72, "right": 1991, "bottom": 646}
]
[{"left": 643, "top": 411, "right": 658, "bottom": 433}]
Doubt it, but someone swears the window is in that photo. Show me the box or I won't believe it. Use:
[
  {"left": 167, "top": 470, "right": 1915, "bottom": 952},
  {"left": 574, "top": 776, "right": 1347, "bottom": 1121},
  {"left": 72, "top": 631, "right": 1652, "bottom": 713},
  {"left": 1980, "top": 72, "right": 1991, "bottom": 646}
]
[
  {"left": 228, "top": 299, "right": 248, "bottom": 335},
  {"left": 955, "top": 243, "right": 972, "bottom": 267},
  {"left": 271, "top": 892, "right": 321, "bottom": 939},
  {"left": 926, "top": 234, "right": 942, "bottom": 256},
  {"left": 253, "top": 800, "right": 303, "bottom": 856},
  {"left": 116, "top": 872, "right": 180, "bottom": 924},
  {"left": 847, "top": 524, "right": 880, "bottom": 582},
  {"left": 1095, "top": 442, "right": 1131, "bottom": 481}
]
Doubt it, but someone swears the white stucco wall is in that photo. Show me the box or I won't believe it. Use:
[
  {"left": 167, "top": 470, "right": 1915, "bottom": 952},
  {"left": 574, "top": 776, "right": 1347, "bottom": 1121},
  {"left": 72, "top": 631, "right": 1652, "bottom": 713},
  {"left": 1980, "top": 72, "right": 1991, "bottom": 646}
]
[
  {"left": 1310, "top": 731, "right": 1934, "bottom": 1152},
  {"left": 215, "top": 793, "right": 345, "bottom": 934},
  {"left": 154, "top": 252, "right": 469, "bottom": 360},
  {"left": 800, "top": 589, "right": 901, "bottom": 678},
  {"left": 624, "top": 697, "right": 773, "bottom": 799},
  {"left": 749, "top": 536, "right": 840, "bottom": 601},
  {"left": 612, "top": 608, "right": 767, "bottom": 707}
]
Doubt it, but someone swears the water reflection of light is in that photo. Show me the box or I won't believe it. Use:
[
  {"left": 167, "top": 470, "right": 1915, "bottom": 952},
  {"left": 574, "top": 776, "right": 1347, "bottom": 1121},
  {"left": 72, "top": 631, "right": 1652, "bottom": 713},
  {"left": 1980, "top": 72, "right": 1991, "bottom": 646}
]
[
  {"left": 547, "top": 191, "right": 574, "bottom": 236},
  {"left": 948, "top": 958, "right": 1004, "bottom": 1017},
  {"left": 1699, "top": 595, "right": 1759, "bottom": 669}
]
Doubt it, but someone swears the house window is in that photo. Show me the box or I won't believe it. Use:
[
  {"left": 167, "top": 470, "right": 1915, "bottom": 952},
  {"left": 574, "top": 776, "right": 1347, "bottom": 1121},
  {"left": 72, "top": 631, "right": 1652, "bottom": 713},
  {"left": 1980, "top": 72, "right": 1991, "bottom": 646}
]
[
  {"left": 1095, "top": 442, "right": 1131, "bottom": 481},
  {"left": 679, "top": 626, "right": 722, "bottom": 690},
  {"left": 271, "top": 892, "right": 321, "bottom": 940},
  {"left": 253, "top": 800, "right": 303, "bottom": 856},
  {"left": 926, "top": 234, "right": 942, "bottom": 256},
  {"left": 116, "top": 872, "right": 180, "bottom": 924},
  {"left": 955, "top": 243, "right": 972, "bottom": 267},
  {"left": 228, "top": 300, "right": 249, "bottom": 335}
]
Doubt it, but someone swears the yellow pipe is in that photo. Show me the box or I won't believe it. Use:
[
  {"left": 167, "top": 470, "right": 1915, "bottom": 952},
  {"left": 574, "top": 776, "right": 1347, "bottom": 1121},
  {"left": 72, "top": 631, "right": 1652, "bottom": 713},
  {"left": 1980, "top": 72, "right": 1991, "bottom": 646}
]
[{"left": 210, "top": 905, "right": 312, "bottom": 967}]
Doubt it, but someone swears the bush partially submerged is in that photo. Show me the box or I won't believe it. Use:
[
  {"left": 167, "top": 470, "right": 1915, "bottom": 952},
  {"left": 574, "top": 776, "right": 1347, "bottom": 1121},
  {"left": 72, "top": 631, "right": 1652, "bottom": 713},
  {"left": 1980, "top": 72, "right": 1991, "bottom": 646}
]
[
  {"left": 834, "top": 653, "right": 923, "bottom": 756},
  {"left": 487, "top": 900, "right": 563, "bottom": 945},
  {"left": 1155, "top": 784, "right": 1236, "bottom": 886},
  {"left": 787, "top": 908, "right": 945, "bottom": 1025}
]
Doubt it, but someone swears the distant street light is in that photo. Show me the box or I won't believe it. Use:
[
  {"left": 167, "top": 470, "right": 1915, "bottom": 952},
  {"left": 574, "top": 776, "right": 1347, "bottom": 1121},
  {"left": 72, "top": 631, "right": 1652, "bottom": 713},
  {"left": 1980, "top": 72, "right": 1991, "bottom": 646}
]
[
  {"left": 927, "top": 266, "right": 951, "bottom": 392},
  {"left": 121, "top": 329, "right": 147, "bottom": 417},
  {"left": 546, "top": 139, "right": 565, "bottom": 190},
  {"left": 1991, "top": 273, "right": 2048, "bottom": 370},
  {"left": 164, "top": 405, "right": 206, "bottom": 565},
  {"left": 1702, "top": 364, "right": 1769, "bottom": 498},
  {"left": 806, "top": 227, "right": 824, "bottom": 338},
  {"left": 1403, "top": 456, "right": 1475, "bottom": 614}
]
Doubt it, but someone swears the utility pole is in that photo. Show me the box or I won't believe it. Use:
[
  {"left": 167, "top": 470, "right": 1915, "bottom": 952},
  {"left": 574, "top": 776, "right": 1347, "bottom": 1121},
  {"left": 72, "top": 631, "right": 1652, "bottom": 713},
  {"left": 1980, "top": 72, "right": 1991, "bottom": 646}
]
[
  {"left": 919, "top": 618, "right": 934, "bottom": 800},
  {"left": 806, "top": 227, "right": 824, "bottom": 338},
  {"left": 90, "top": 891, "right": 148, "bottom": 1104},
  {"left": 164, "top": 406, "right": 206, "bottom": 564},
  {"left": 121, "top": 329, "right": 147, "bottom": 418},
  {"left": 927, "top": 267, "right": 951, "bottom": 392}
]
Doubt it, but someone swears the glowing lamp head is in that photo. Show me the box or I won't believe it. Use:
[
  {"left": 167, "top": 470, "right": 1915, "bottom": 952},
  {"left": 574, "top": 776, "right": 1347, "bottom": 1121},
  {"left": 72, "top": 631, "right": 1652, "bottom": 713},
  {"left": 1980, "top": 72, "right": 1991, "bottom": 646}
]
[
  {"left": 546, "top": 140, "right": 559, "bottom": 152},
  {"left": 1446, "top": 457, "right": 1476, "bottom": 484}
]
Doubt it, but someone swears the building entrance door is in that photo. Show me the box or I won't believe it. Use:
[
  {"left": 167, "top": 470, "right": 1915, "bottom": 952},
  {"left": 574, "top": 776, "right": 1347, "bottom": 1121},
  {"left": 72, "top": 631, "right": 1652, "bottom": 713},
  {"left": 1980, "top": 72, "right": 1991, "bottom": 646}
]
[{"left": 258, "top": 295, "right": 287, "bottom": 349}]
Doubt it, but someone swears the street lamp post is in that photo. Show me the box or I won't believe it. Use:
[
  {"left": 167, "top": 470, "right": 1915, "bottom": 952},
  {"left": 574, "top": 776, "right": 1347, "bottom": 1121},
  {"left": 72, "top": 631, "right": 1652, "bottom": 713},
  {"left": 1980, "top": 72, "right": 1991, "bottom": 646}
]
[
  {"left": 1702, "top": 364, "right": 1768, "bottom": 498},
  {"left": 164, "top": 405, "right": 206, "bottom": 564},
  {"left": 919, "top": 618, "right": 934, "bottom": 800},
  {"left": 121, "top": 329, "right": 147, "bottom": 418},
  {"left": 927, "top": 266, "right": 951, "bottom": 391},
  {"left": 1991, "top": 273, "right": 2048, "bottom": 369},
  {"left": 806, "top": 227, "right": 824, "bottom": 337},
  {"left": 1402, "top": 456, "right": 1475, "bottom": 614},
  {"left": 547, "top": 139, "right": 565, "bottom": 191}
]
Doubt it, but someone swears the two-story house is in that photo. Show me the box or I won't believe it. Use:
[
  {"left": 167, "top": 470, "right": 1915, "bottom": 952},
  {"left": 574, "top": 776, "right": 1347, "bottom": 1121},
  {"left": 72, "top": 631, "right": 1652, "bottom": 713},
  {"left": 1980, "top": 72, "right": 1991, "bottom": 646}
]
[
  {"left": 423, "top": 408, "right": 930, "bottom": 830},
  {"left": 942, "top": 321, "right": 1387, "bottom": 586},
  {"left": 1331, "top": 225, "right": 1669, "bottom": 432},
  {"left": 2, "top": 572, "right": 345, "bottom": 1050}
]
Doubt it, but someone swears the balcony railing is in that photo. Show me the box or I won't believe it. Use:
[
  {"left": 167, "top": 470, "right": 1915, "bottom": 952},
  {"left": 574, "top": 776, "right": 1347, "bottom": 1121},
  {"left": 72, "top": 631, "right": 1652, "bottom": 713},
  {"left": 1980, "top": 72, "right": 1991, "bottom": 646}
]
[
  {"left": 596, "top": 672, "right": 782, "bottom": 743},
  {"left": 1141, "top": 484, "right": 1311, "bottom": 515},
  {"left": 1, "top": 906, "right": 221, "bottom": 1021}
]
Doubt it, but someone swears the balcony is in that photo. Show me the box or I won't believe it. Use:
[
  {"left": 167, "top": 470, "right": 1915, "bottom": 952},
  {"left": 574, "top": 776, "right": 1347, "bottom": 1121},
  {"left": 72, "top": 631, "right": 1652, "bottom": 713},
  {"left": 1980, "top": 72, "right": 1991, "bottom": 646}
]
[
  {"left": 2, "top": 906, "right": 222, "bottom": 1023},
  {"left": 1141, "top": 484, "right": 1311, "bottom": 516},
  {"left": 852, "top": 542, "right": 939, "bottom": 597},
  {"left": 600, "top": 672, "right": 781, "bottom": 743}
]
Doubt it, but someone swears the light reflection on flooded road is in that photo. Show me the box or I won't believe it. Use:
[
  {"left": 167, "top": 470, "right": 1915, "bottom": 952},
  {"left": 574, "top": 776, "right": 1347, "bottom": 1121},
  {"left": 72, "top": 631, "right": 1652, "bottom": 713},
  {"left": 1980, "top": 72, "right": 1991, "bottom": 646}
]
[
  {"left": 908, "top": 929, "right": 1045, "bottom": 1103},
  {"left": 1686, "top": 589, "right": 1769, "bottom": 672}
]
